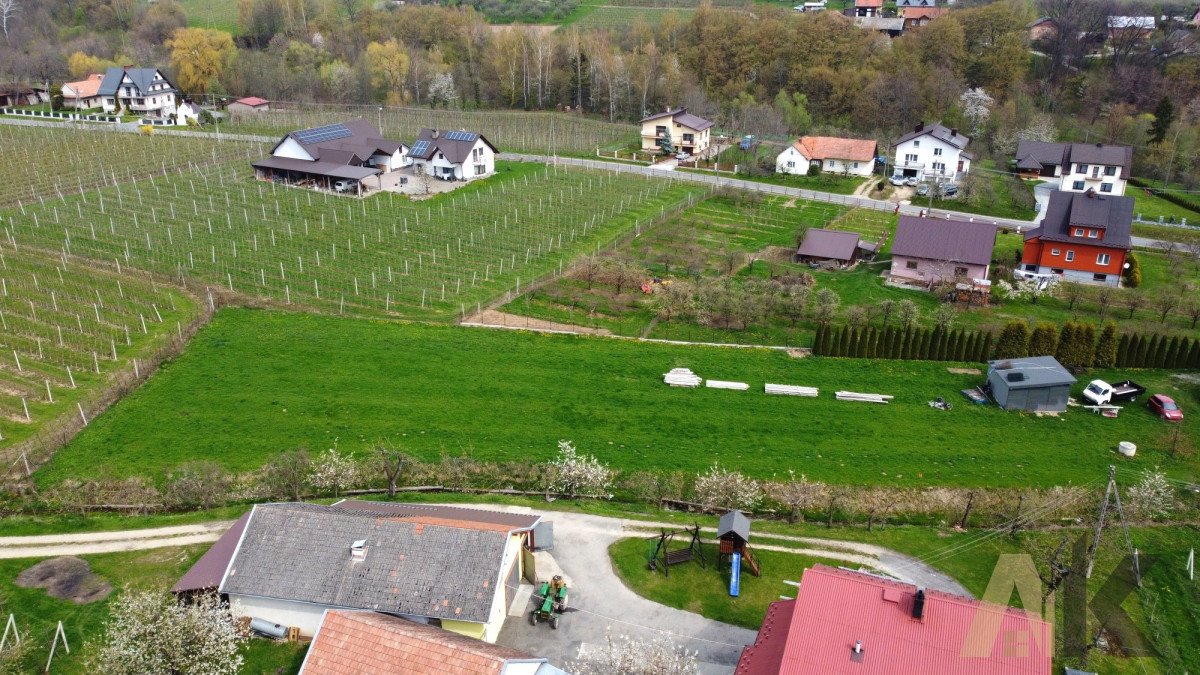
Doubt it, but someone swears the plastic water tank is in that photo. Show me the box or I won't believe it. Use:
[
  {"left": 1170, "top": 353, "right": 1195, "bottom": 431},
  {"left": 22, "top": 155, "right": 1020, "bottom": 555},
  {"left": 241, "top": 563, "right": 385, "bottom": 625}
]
[
  {"left": 249, "top": 618, "right": 288, "bottom": 639},
  {"left": 1118, "top": 442, "right": 1136, "bottom": 458}
]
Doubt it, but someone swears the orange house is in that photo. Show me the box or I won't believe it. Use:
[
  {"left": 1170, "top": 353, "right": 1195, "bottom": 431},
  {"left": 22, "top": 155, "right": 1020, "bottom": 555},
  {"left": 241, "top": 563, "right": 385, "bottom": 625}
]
[{"left": 1021, "top": 190, "right": 1133, "bottom": 286}]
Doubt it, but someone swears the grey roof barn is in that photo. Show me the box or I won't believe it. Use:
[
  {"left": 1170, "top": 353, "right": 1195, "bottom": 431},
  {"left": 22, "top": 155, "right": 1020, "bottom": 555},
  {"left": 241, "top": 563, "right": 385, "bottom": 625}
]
[{"left": 986, "top": 356, "right": 1077, "bottom": 412}]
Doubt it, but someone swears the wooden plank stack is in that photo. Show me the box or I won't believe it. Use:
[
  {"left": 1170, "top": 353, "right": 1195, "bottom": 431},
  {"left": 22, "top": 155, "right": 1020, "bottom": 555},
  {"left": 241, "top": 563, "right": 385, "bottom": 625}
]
[
  {"left": 706, "top": 380, "right": 749, "bottom": 391},
  {"left": 835, "top": 390, "right": 894, "bottom": 404},
  {"left": 664, "top": 368, "right": 703, "bottom": 387},
  {"left": 765, "top": 384, "right": 819, "bottom": 397}
]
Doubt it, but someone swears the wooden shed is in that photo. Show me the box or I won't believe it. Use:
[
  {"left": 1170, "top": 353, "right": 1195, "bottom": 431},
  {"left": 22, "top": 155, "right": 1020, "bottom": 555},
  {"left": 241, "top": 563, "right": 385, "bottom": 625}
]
[{"left": 718, "top": 511, "right": 760, "bottom": 576}]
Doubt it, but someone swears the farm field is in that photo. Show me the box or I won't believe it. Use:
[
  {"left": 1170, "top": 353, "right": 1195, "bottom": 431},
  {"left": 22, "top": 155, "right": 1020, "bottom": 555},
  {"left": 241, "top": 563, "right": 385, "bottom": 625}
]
[
  {"left": 224, "top": 104, "right": 638, "bottom": 155},
  {"left": 35, "top": 307, "right": 1200, "bottom": 488},
  {"left": 177, "top": 0, "right": 241, "bottom": 34},
  {"left": 0, "top": 161, "right": 706, "bottom": 321},
  {"left": 0, "top": 126, "right": 266, "bottom": 208},
  {"left": 0, "top": 245, "right": 199, "bottom": 455}
]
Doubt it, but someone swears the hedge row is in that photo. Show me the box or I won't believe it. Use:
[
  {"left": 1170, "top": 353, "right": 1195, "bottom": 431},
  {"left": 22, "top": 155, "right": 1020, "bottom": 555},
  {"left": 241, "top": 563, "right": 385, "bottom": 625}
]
[
  {"left": 813, "top": 324, "right": 993, "bottom": 362},
  {"left": 1118, "top": 332, "right": 1200, "bottom": 369},
  {"left": 1129, "top": 176, "right": 1200, "bottom": 215}
]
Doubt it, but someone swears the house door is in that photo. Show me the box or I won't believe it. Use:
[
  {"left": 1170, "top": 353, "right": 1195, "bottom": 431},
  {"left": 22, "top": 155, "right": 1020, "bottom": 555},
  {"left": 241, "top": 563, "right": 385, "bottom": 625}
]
[{"left": 957, "top": 160, "right": 964, "bottom": 172}]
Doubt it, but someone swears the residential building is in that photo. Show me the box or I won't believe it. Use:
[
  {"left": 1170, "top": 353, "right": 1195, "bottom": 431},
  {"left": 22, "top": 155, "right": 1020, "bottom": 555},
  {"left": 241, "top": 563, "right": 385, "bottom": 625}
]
[
  {"left": 226, "top": 96, "right": 270, "bottom": 115},
  {"left": 1013, "top": 140, "right": 1069, "bottom": 179},
  {"left": 252, "top": 119, "right": 409, "bottom": 193},
  {"left": 61, "top": 74, "right": 105, "bottom": 110},
  {"left": 97, "top": 66, "right": 180, "bottom": 119},
  {"left": 218, "top": 501, "right": 543, "bottom": 643},
  {"left": 1021, "top": 190, "right": 1134, "bottom": 286},
  {"left": 854, "top": 0, "right": 882, "bottom": 17},
  {"left": 902, "top": 6, "right": 945, "bottom": 27},
  {"left": 1108, "top": 16, "right": 1155, "bottom": 40},
  {"left": 776, "top": 136, "right": 877, "bottom": 177},
  {"left": 1058, "top": 143, "right": 1132, "bottom": 196},
  {"left": 855, "top": 15, "right": 905, "bottom": 36},
  {"left": 408, "top": 128, "right": 498, "bottom": 181},
  {"left": 889, "top": 216, "right": 997, "bottom": 286},
  {"left": 735, "top": 565, "right": 1053, "bottom": 675},
  {"left": 891, "top": 122, "right": 971, "bottom": 182},
  {"left": 299, "top": 610, "right": 565, "bottom": 675},
  {"left": 896, "top": 0, "right": 937, "bottom": 7},
  {"left": 987, "top": 356, "right": 1076, "bottom": 413},
  {"left": 793, "top": 229, "right": 875, "bottom": 265},
  {"left": 1026, "top": 16, "right": 1060, "bottom": 41},
  {"left": 0, "top": 83, "right": 49, "bottom": 107},
  {"left": 639, "top": 107, "right": 713, "bottom": 157}
]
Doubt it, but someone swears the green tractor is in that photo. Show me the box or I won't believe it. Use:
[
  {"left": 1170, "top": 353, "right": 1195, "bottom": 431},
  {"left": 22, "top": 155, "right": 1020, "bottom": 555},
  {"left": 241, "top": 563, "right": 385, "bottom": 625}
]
[{"left": 529, "top": 575, "right": 569, "bottom": 629}]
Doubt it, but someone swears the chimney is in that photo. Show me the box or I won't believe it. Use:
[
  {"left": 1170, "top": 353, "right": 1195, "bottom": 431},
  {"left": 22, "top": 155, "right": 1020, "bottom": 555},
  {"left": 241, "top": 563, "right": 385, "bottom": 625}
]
[
  {"left": 850, "top": 640, "right": 865, "bottom": 663},
  {"left": 350, "top": 539, "right": 368, "bottom": 560},
  {"left": 431, "top": 129, "right": 439, "bottom": 139},
  {"left": 950, "top": 128, "right": 958, "bottom": 137},
  {"left": 912, "top": 588, "right": 926, "bottom": 620},
  {"left": 915, "top": 122, "right": 924, "bottom": 132},
  {"left": 1095, "top": 142, "right": 1103, "bottom": 148},
  {"left": 1085, "top": 188, "right": 1096, "bottom": 199}
]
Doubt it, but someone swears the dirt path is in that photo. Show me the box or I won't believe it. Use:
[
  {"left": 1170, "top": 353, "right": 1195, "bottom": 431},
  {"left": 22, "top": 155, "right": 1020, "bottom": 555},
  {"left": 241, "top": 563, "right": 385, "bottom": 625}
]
[
  {"left": 462, "top": 309, "right": 611, "bottom": 335},
  {"left": 0, "top": 521, "right": 233, "bottom": 559}
]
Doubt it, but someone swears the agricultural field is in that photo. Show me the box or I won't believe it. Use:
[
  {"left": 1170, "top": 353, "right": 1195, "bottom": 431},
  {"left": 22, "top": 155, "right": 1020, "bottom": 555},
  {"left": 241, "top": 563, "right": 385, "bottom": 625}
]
[
  {"left": 0, "top": 126, "right": 266, "bottom": 208},
  {"left": 224, "top": 105, "right": 638, "bottom": 156},
  {"left": 177, "top": 0, "right": 241, "bottom": 34},
  {"left": 35, "top": 307, "right": 1200, "bottom": 488},
  {"left": 0, "top": 245, "right": 199, "bottom": 457},
  {"left": 0, "top": 161, "right": 705, "bottom": 321}
]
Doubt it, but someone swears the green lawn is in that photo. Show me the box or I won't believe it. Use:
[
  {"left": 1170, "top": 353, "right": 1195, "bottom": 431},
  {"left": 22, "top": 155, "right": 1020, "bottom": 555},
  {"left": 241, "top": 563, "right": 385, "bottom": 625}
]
[
  {"left": 1129, "top": 185, "right": 1200, "bottom": 225},
  {"left": 930, "top": 173, "right": 1037, "bottom": 221},
  {"left": 178, "top": 0, "right": 240, "bottom": 34},
  {"left": 35, "top": 308, "right": 1200, "bottom": 489}
]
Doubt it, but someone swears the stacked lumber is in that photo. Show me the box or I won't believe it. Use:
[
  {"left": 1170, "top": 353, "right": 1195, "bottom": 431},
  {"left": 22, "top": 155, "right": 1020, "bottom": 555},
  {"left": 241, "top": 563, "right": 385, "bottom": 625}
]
[
  {"left": 765, "top": 384, "right": 819, "bottom": 397},
  {"left": 706, "top": 380, "right": 749, "bottom": 391},
  {"left": 835, "top": 390, "right": 893, "bottom": 404},
  {"left": 664, "top": 368, "right": 702, "bottom": 387}
]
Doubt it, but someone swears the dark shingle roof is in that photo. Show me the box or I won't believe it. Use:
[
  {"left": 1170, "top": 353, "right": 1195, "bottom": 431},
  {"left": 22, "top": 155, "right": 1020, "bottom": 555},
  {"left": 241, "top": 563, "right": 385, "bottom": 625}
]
[
  {"left": 409, "top": 128, "right": 498, "bottom": 164},
  {"left": 988, "top": 356, "right": 1077, "bottom": 389},
  {"left": 252, "top": 156, "right": 380, "bottom": 180},
  {"left": 98, "top": 67, "right": 174, "bottom": 96},
  {"left": 1014, "top": 140, "right": 1068, "bottom": 169},
  {"left": 173, "top": 512, "right": 251, "bottom": 593},
  {"left": 331, "top": 500, "right": 541, "bottom": 532},
  {"left": 894, "top": 123, "right": 969, "bottom": 150},
  {"left": 1065, "top": 143, "right": 1133, "bottom": 172},
  {"left": 892, "top": 217, "right": 997, "bottom": 266},
  {"left": 639, "top": 107, "right": 714, "bottom": 131},
  {"left": 1025, "top": 191, "right": 1134, "bottom": 249},
  {"left": 277, "top": 118, "right": 406, "bottom": 163},
  {"left": 795, "top": 229, "right": 860, "bottom": 261},
  {"left": 219, "top": 503, "right": 512, "bottom": 623},
  {"left": 718, "top": 511, "right": 751, "bottom": 543}
]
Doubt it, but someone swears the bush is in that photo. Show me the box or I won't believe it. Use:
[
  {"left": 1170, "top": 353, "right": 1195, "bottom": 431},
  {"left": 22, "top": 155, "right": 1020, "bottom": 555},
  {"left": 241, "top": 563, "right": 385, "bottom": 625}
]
[{"left": 1124, "top": 251, "right": 1141, "bottom": 287}]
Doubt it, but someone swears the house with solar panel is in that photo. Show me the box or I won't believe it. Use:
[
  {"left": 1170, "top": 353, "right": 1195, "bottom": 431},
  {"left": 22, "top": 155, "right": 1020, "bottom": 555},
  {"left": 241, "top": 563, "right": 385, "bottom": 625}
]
[
  {"left": 252, "top": 119, "right": 409, "bottom": 194},
  {"left": 408, "top": 128, "right": 498, "bottom": 181}
]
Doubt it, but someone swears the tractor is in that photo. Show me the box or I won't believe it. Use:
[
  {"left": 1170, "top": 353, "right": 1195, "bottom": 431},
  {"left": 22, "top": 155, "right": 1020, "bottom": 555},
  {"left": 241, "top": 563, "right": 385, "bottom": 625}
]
[{"left": 529, "top": 575, "right": 568, "bottom": 630}]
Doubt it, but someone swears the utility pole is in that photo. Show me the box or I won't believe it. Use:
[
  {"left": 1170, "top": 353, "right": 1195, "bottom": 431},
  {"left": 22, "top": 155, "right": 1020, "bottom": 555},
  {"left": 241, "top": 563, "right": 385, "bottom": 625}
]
[{"left": 1085, "top": 465, "right": 1141, "bottom": 587}]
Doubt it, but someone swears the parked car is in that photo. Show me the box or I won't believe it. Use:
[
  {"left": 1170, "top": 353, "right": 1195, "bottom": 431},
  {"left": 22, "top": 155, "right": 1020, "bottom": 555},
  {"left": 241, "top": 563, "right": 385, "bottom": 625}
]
[
  {"left": 916, "top": 184, "right": 930, "bottom": 196},
  {"left": 675, "top": 152, "right": 691, "bottom": 161},
  {"left": 938, "top": 183, "right": 959, "bottom": 197},
  {"left": 1082, "top": 379, "right": 1145, "bottom": 406},
  {"left": 889, "top": 175, "right": 907, "bottom": 186},
  {"left": 332, "top": 179, "right": 356, "bottom": 193},
  {"left": 1147, "top": 394, "right": 1183, "bottom": 421},
  {"left": 904, "top": 177, "right": 919, "bottom": 187}
]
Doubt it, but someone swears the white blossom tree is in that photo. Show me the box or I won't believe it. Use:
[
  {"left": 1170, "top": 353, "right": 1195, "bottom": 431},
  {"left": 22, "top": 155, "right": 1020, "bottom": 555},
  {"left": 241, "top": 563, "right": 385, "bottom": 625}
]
[
  {"left": 1127, "top": 467, "right": 1175, "bottom": 520},
  {"left": 569, "top": 632, "right": 698, "bottom": 675},
  {"left": 546, "top": 440, "right": 615, "bottom": 498},
  {"left": 308, "top": 447, "right": 359, "bottom": 497},
  {"left": 959, "top": 87, "right": 994, "bottom": 136},
  {"left": 87, "top": 592, "right": 245, "bottom": 675},
  {"left": 693, "top": 463, "right": 762, "bottom": 512},
  {"left": 427, "top": 72, "right": 458, "bottom": 109}
]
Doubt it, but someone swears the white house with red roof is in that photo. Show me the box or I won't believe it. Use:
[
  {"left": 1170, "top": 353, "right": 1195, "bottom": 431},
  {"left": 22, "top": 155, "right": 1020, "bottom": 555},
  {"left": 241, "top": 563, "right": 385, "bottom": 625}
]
[
  {"left": 736, "top": 565, "right": 1052, "bottom": 675},
  {"left": 776, "top": 136, "right": 878, "bottom": 177},
  {"left": 640, "top": 107, "right": 714, "bottom": 157},
  {"left": 61, "top": 74, "right": 105, "bottom": 110}
]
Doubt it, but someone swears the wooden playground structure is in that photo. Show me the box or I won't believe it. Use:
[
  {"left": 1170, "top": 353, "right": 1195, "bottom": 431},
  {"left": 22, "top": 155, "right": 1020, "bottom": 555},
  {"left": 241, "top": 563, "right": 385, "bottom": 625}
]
[
  {"left": 718, "top": 510, "right": 761, "bottom": 593},
  {"left": 647, "top": 524, "right": 706, "bottom": 576}
]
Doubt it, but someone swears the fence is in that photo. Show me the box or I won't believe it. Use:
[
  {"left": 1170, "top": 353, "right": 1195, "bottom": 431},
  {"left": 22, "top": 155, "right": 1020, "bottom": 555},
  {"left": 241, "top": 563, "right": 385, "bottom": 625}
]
[{"left": 0, "top": 107, "right": 119, "bottom": 123}]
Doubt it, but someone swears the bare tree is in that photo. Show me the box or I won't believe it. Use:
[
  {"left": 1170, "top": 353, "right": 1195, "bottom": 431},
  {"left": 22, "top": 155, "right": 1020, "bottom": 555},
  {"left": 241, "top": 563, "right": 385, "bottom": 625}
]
[
  {"left": 766, "top": 471, "right": 826, "bottom": 523},
  {"left": 1187, "top": 300, "right": 1200, "bottom": 329},
  {"left": 1153, "top": 292, "right": 1179, "bottom": 324},
  {"left": 1122, "top": 290, "right": 1145, "bottom": 319},
  {"left": 877, "top": 299, "right": 895, "bottom": 325},
  {"left": 569, "top": 632, "right": 697, "bottom": 675},
  {"left": 164, "top": 461, "right": 232, "bottom": 510},
  {"left": 897, "top": 299, "right": 920, "bottom": 328},
  {"left": 1093, "top": 285, "right": 1114, "bottom": 321},
  {"left": 0, "top": 0, "right": 17, "bottom": 41},
  {"left": 260, "top": 449, "right": 312, "bottom": 501},
  {"left": 377, "top": 445, "right": 409, "bottom": 499},
  {"left": 1057, "top": 281, "right": 1086, "bottom": 312}
]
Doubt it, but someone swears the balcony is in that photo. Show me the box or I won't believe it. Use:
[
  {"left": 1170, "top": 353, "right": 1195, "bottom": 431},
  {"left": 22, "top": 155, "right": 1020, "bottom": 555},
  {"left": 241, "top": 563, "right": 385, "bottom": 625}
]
[{"left": 895, "top": 160, "right": 925, "bottom": 170}]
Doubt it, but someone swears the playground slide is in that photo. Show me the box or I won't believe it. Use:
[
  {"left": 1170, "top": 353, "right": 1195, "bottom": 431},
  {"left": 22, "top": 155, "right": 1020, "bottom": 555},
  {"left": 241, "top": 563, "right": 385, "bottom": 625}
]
[{"left": 730, "top": 552, "right": 742, "bottom": 597}]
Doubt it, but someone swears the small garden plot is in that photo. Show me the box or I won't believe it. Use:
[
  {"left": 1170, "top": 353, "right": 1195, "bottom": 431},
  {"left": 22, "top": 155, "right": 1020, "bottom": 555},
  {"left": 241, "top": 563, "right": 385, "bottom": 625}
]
[
  {"left": 0, "top": 162, "right": 705, "bottom": 321},
  {"left": 0, "top": 246, "right": 198, "bottom": 453},
  {"left": 0, "top": 126, "right": 265, "bottom": 208}
]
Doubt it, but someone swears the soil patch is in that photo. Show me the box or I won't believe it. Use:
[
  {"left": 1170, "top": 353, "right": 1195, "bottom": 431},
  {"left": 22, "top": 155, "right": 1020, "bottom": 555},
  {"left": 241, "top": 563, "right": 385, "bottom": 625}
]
[
  {"left": 464, "top": 309, "right": 612, "bottom": 336},
  {"left": 947, "top": 368, "right": 982, "bottom": 375},
  {"left": 16, "top": 556, "right": 112, "bottom": 604}
]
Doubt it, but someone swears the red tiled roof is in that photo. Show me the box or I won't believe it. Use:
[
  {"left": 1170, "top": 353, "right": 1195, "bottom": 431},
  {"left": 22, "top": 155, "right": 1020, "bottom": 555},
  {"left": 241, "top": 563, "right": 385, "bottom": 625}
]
[
  {"left": 735, "top": 598, "right": 795, "bottom": 675},
  {"left": 300, "top": 610, "right": 539, "bottom": 675},
  {"left": 64, "top": 74, "right": 104, "bottom": 99},
  {"left": 234, "top": 96, "right": 269, "bottom": 107},
  {"left": 737, "top": 565, "right": 1053, "bottom": 675},
  {"left": 794, "top": 136, "right": 877, "bottom": 162},
  {"left": 903, "top": 7, "right": 945, "bottom": 19},
  {"left": 856, "top": 0, "right": 884, "bottom": 7}
]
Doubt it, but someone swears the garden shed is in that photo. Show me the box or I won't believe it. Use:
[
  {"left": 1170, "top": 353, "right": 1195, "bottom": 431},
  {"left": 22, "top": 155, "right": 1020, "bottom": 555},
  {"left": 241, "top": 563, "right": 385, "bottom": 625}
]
[{"left": 986, "top": 356, "right": 1077, "bottom": 412}]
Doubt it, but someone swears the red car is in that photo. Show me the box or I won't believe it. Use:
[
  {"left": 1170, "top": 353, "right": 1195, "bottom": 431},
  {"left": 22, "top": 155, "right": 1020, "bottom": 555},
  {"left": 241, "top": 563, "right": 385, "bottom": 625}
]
[{"left": 1147, "top": 394, "right": 1184, "bottom": 421}]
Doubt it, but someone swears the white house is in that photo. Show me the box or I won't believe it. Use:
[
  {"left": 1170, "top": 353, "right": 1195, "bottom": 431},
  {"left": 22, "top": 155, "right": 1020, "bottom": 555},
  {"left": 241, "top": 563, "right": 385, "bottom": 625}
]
[
  {"left": 1058, "top": 143, "right": 1133, "bottom": 196},
  {"left": 776, "top": 136, "right": 877, "bottom": 177},
  {"left": 891, "top": 122, "right": 971, "bottom": 182},
  {"left": 219, "top": 502, "right": 543, "bottom": 644},
  {"left": 639, "top": 107, "right": 714, "bottom": 157},
  {"left": 252, "top": 119, "right": 408, "bottom": 193},
  {"left": 97, "top": 66, "right": 180, "bottom": 119},
  {"left": 408, "top": 128, "right": 498, "bottom": 181}
]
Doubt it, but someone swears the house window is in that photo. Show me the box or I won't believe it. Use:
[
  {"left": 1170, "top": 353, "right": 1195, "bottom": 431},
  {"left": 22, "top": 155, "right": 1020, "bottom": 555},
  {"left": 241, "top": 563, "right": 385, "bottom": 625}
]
[
  {"left": 1076, "top": 163, "right": 1088, "bottom": 174},
  {"left": 826, "top": 160, "right": 835, "bottom": 168},
  {"left": 1100, "top": 183, "right": 1112, "bottom": 193},
  {"left": 852, "top": 162, "right": 859, "bottom": 169},
  {"left": 786, "top": 161, "right": 795, "bottom": 168},
  {"left": 1093, "top": 273, "right": 1107, "bottom": 282},
  {"left": 1097, "top": 253, "right": 1111, "bottom": 265},
  {"left": 1088, "top": 229, "right": 1098, "bottom": 238},
  {"left": 655, "top": 125, "right": 667, "bottom": 137},
  {"left": 906, "top": 260, "right": 918, "bottom": 270},
  {"left": 683, "top": 133, "right": 694, "bottom": 143},
  {"left": 1073, "top": 228, "right": 1084, "bottom": 236},
  {"left": 913, "top": 141, "right": 920, "bottom": 148},
  {"left": 1051, "top": 248, "right": 1061, "bottom": 256},
  {"left": 933, "top": 147, "right": 943, "bottom": 156},
  {"left": 955, "top": 266, "right": 968, "bottom": 276},
  {"left": 1065, "top": 251, "right": 1075, "bottom": 262},
  {"left": 905, "top": 154, "right": 918, "bottom": 163},
  {"left": 1072, "top": 181, "right": 1085, "bottom": 190},
  {"left": 475, "top": 163, "right": 486, "bottom": 175},
  {"left": 1104, "top": 166, "right": 1117, "bottom": 176}
]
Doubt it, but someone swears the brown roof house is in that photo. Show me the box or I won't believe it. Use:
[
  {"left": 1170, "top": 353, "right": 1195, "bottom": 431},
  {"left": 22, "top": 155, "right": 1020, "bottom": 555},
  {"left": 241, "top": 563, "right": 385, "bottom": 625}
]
[
  {"left": 299, "top": 610, "right": 565, "bottom": 675},
  {"left": 61, "top": 74, "right": 105, "bottom": 110},
  {"left": 794, "top": 229, "right": 876, "bottom": 266},
  {"left": 776, "top": 136, "right": 878, "bottom": 178},
  {"left": 409, "top": 128, "right": 499, "bottom": 181},
  {"left": 640, "top": 107, "right": 714, "bottom": 157},
  {"left": 253, "top": 119, "right": 409, "bottom": 193},
  {"left": 889, "top": 216, "right": 997, "bottom": 287},
  {"left": 217, "top": 502, "right": 542, "bottom": 643}
]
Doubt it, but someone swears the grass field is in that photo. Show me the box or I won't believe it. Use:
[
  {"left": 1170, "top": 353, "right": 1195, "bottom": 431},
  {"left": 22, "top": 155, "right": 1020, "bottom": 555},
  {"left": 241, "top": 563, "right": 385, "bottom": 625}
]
[
  {"left": 928, "top": 172, "right": 1037, "bottom": 221},
  {"left": 0, "top": 126, "right": 265, "bottom": 207},
  {"left": 570, "top": 5, "right": 696, "bottom": 30},
  {"left": 0, "top": 161, "right": 705, "bottom": 321},
  {"left": 178, "top": 0, "right": 241, "bottom": 33},
  {"left": 35, "top": 308, "right": 1200, "bottom": 488},
  {"left": 0, "top": 246, "right": 199, "bottom": 452},
  {"left": 225, "top": 105, "right": 637, "bottom": 155},
  {"left": 1129, "top": 185, "right": 1200, "bottom": 224}
]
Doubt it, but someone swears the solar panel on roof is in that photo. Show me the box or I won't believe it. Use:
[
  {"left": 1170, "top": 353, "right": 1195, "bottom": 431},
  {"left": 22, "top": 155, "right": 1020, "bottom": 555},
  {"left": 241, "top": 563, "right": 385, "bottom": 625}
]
[
  {"left": 445, "top": 131, "right": 478, "bottom": 142},
  {"left": 411, "top": 140, "right": 430, "bottom": 156},
  {"left": 294, "top": 123, "right": 352, "bottom": 145}
]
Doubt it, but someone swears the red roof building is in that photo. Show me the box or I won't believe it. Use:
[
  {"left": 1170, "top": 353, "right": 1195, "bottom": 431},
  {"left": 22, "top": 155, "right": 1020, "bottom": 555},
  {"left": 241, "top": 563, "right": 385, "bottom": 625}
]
[
  {"left": 1020, "top": 190, "right": 1133, "bottom": 287},
  {"left": 736, "top": 565, "right": 1052, "bottom": 675}
]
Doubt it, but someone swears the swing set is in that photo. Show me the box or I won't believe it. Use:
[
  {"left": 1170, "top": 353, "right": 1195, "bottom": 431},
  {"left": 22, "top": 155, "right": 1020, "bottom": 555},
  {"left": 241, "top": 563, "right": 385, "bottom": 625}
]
[{"left": 646, "top": 524, "right": 706, "bottom": 576}]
